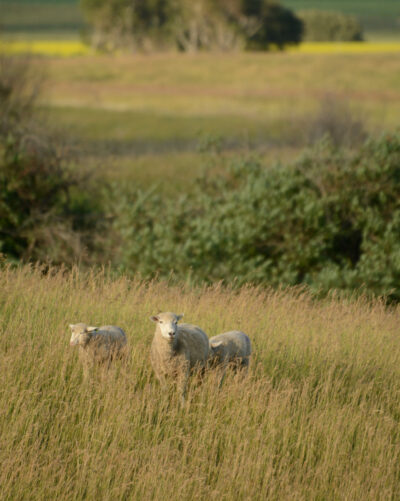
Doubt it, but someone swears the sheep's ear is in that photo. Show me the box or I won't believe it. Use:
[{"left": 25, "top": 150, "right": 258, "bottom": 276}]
[
  {"left": 150, "top": 315, "right": 159, "bottom": 323},
  {"left": 87, "top": 326, "right": 98, "bottom": 333},
  {"left": 177, "top": 314, "right": 184, "bottom": 321},
  {"left": 210, "top": 340, "right": 223, "bottom": 348}
]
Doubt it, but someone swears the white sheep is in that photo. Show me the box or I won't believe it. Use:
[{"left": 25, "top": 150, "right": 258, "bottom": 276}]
[
  {"left": 208, "top": 330, "right": 251, "bottom": 386},
  {"left": 69, "top": 323, "right": 127, "bottom": 374},
  {"left": 150, "top": 312, "right": 209, "bottom": 402}
]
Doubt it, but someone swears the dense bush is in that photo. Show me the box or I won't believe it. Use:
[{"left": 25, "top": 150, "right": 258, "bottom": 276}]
[
  {"left": 113, "top": 133, "right": 400, "bottom": 299},
  {"left": 0, "top": 56, "right": 102, "bottom": 264},
  {"left": 80, "top": 0, "right": 302, "bottom": 51},
  {"left": 298, "top": 10, "right": 363, "bottom": 42},
  {"left": 243, "top": 2, "right": 303, "bottom": 50}
]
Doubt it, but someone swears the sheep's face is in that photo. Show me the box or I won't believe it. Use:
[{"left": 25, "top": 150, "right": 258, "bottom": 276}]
[
  {"left": 150, "top": 312, "right": 183, "bottom": 342},
  {"left": 209, "top": 340, "right": 224, "bottom": 361},
  {"left": 69, "top": 323, "right": 98, "bottom": 347}
]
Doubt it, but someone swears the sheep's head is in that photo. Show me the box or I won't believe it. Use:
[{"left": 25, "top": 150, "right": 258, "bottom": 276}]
[
  {"left": 69, "top": 323, "right": 98, "bottom": 347},
  {"left": 150, "top": 312, "right": 183, "bottom": 342},
  {"left": 209, "top": 340, "right": 224, "bottom": 361}
]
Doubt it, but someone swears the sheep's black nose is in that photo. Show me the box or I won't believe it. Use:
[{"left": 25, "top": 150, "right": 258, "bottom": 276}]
[{"left": 169, "top": 332, "right": 174, "bottom": 337}]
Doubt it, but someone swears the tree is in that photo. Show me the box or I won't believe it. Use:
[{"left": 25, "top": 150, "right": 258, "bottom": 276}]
[
  {"left": 81, "top": 0, "right": 176, "bottom": 50},
  {"left": 241, "top": 1, "right": 303, "bottom": 50},
  {"left": 173, "top": 0, "right": 244, "bottom": 52},
  {"left": 80, "top": 0, "right": 303, "bottom": 51},
  {"left": 298, "top": 10, "right": 363, "bottom": 42}
]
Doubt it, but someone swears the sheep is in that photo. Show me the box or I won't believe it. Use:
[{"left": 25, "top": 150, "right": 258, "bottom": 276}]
[
  {"left": 69, "top": 323, "right": 127, "bottom": 374},
  {"left": 150, "top": 312, "right": 209, "bottom": 403},
  {"left": 208, "top": 330, "right": 251, "bottom": 387}
]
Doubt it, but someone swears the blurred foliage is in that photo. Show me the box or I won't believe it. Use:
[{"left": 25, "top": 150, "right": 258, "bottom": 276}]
[
  {"left": 298, "top": 10, "right": 363, "bottom": 42},
  {"left": 0, "top": 56, "right": 103, "bottom": 264},
  {"left": 243, "top": 1, "right": 303, "bottom": 50},
  {"left": 305, "top": 95, "right": 367, "bottom": 148},
  {"left": 112, "top": 133, "right": 400, "bottom": 299},
  {"left": 80, "top": 0, "right": 177, "bottom": 51},
  {"left": 80, "top": 0, "right": 302, "bottom": 51}
]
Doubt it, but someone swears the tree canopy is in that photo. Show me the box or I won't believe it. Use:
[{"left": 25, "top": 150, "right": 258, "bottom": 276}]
[{"left": 80, "top": 0, "right": 303, "bottom": 51}]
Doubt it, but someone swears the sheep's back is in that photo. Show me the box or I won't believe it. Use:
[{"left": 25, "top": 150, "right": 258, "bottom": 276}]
[
  {"left": 178, "top": 323, "right": 209, "bottom": 367},
  {"left": 210, "top": 331, "right": 251, "bottom": 358},
  {"left": 97, "top": 326, "right": 127, "bottom": 346}
]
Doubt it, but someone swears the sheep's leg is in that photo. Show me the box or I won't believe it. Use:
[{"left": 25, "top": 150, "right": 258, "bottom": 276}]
[
  {"left": 218, "top": 363, "right": 227, "bottom": 389},
  {"left": 178, "top": 367, "right": 190, "bottom": 406}
]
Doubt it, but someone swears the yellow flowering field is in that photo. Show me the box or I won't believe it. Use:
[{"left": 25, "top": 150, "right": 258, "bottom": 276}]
[
  {"left": 0, "top": 39, "right": 91, "bottom": 57},
  {"left": 1, "top": 40, "right": 399, "bottom": 57}
]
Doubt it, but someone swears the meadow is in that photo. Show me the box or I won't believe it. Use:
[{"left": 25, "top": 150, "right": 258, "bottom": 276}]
[
  {"left": 33, "top": 50, "right": 400, "bottom": 190},
  {"left": 1, "top": 265, "right": 400, "bottom": 500},
  {"left": 2, "top": 13, "right": 400, "bottom": 496}
]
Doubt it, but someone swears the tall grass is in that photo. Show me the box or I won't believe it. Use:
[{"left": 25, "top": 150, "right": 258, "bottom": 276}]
[{"left": 1, "top": 265, "right": 400, "bottom": 499}]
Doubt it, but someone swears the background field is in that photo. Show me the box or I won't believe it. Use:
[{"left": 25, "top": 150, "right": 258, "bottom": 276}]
[
  {"left": 2, "top": 1, "right": 399, "bottom": 192},
  {"left": 1, "top": 266, "right": 400, "bottom": 500},
  {"left": 33, "top": 50, "right": 400, "bottom": 190},
  {"left": 1, "top": 0, "right": 84, "bottom": 39}
]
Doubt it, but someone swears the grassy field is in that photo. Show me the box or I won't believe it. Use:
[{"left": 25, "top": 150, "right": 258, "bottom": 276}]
[
  {"left": 0, "top": 47, "right": 398, "bottom": 191},
  {"left": 40, "top": 51, "right": 400, "bottom": 128},
  {"left": 32, "top": 50, "right": 398, "bottom": 189},
  {"left": 1, "top": 265, "right": 400, "bottom": 499}
]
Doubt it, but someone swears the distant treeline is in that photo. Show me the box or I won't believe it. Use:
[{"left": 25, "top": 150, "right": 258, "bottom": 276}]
[
  {"left": 80, "top": 0, "right": 365, "bottom": 51},
  {"left": 80, "top": 0, "right": 303, "bottom": 51},
  {"left": 2, "top": 0, "right": 367, "bottom": 46}
]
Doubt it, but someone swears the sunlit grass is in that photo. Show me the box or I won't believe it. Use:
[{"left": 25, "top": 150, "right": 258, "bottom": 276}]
[
  {"left": 39, "top": 51, "right": 399, "bottom": 128},
  {"left": 36, "top": 48, "right": 399, "bottom": 191},
  {"left": 1, "top": 265, "right": 400, "bottom": 499}
]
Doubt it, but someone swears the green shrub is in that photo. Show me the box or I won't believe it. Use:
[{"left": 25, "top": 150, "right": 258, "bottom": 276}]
[
  {"left": 112, "top": 133, "right": 400, "bottom": 299},
  {"left": 299, "top": 10, "right": 363, "bottom": 42},
  {"left": 0, "top": 56, "right": 103, "bottom": 264}
]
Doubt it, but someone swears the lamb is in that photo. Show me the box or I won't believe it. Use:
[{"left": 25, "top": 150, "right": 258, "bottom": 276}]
[
  {"left": 150, "top": 312, "right": 209, "bottom": 402},
  {"left": 208, "top": 330, "right": 251, "bottom": 386},
  {"left": 69, "top": 323, "right": 127, "bottom": 373}
]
